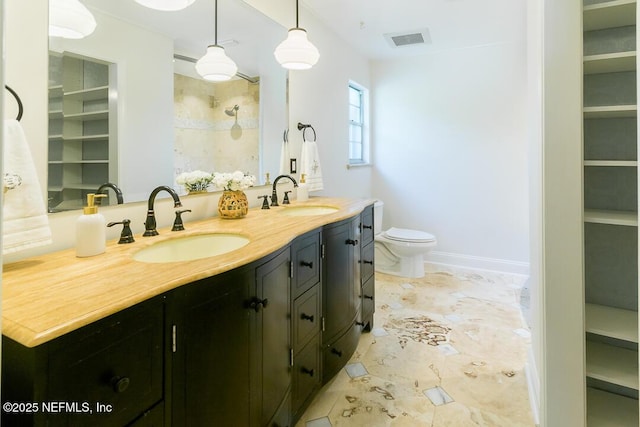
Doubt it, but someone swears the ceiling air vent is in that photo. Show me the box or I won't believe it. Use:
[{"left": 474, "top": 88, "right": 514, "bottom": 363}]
[{"left": 384, "top": 28, "right": 431, "bottom": 48}]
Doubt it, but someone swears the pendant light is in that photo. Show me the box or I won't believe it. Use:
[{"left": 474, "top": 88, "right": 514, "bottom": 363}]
[
  {"left": 49, "top": 0, "right": 97, "bottom": 39},
  {"left": 134, "top": 0, "right": 195, "bottom": 11},
  {"left": 196, "top": 0, "right": 238, "bottom": 81},
  {"left": 274, "top": 0, "right": 319, "bottom": 70}
]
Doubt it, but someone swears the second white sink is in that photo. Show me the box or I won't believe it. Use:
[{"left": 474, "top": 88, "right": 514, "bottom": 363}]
[{"left": 133, "top": 233, "right": 250, "bottom": 263}]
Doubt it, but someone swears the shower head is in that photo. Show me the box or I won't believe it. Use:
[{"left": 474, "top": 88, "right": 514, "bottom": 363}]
[{"left": 225, "top": 105, "right": 240, "bottom": 116}]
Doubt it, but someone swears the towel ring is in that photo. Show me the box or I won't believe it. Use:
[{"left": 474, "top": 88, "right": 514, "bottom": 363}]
[
  {"left": 5, "top": 85, "right": 23, "bottom": 121},
  {"left": 297, "top": 122, "right": 317, "bottom": 142},
  {"left": 283, "top": 128, "right": 289, "bottom": 143}
]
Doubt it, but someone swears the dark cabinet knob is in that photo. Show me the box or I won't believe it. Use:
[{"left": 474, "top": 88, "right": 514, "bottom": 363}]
[
  {"left": 331, "top": 348, "right": 343, "bottom": 357},
  {"left": 362, "top": 224, "right": 373, "bottom": 230},
  {"left": 356, "top": 321, "right": 365, "bottom": 327},
  {"left": 111, "top": 376, "right": 130, "bottom": 393},
  {"left": 362, "top": 260, "right": 373, "bottom": 265},
  {"left": 249, "top": 298, "right": 269, "bottom": 312},
  {"left": 301, "top": 313, "right": 314, "bottom": 322},
  {"left": 300, "top": 260, "right": 314, "bottom": 269},
  {"left": 345, "top": 239, "right": 359, "bottom": 246},
  {"left": 301, "top": 367, "right": 315, "bottom": 377},
  {"left": 364, "top": 295, "right": 374, "bottom": 300}
]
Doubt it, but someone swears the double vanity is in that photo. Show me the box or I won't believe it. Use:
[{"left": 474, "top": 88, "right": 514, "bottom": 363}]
[{"left": 1, "top": 197, "right": 375, "bottom": 426}]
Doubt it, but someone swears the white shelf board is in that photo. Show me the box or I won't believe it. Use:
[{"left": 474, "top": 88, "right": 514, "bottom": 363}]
[
  {"left": 584, "top": 209, "right": 638, "bottom": 226},
  {"left": 585, "top": 303, "right": 638, "bottom": 342},
  {"left": 587, "top": 388, "right": 639, "bottom": 426},
  {"left": 64, "top": 110, "right": 109, "bottom": 122},
  {"left": 64, "top": 86, "right": 109, "bottom": 102},
  {"left": 583, "top": 105, "right": 637, "bottom": 118},
  {"left": 63, "top": 134, "right": 109, "bottom": 142},
  {"left": 584, "top": 0, "right": 637, "bottom": 31},
  {"left": 584, "top": 160, "right": 638, "bottom": 166},
  {"left": 584, "top": 51, "right": 637, "bottom": 74},
  {"left": 586, "top": 341, "right": 638, "bottom": 390}
]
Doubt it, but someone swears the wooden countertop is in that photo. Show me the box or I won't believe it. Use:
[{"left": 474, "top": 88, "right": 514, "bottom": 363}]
[{"left": 2, "top": 197, "right": 375, "bottom": 348}]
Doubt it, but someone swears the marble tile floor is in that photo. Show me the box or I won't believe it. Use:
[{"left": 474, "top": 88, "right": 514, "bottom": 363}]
[{"left": 295, "top": 264, "right": 535, "bottom": 427}]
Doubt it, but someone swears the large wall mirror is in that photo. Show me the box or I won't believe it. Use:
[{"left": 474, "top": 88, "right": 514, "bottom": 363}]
[{"left": 47, "top": 0, "right": 288, "bottom": 212}]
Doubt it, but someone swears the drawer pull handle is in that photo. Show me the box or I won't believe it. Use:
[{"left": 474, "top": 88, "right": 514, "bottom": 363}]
[
  {"left": 111, "top": 376, "right": 130, "bottom": 393},
  {"left": 331, "top": 348, "right": 343, "bottom": 357},
  {"left": 301, "top": 367, "right": 315, "bottom": 377},
  {"left": 362, "top": 260, "right": 373, "bottom": 265},
  {"left": 301, "top": 313, "right": 315, "bottom": 322},
  {"left": 356, "top": 321, "right": 365, "bottom": 327},
  {"left": 345, "top": 239, "right": 359, "bottom": 246},
  {"left": 362, "top": 224, "right": 373, "bottom": 230},
  {"left": 300, "top": 260, "right": 314, "bottom": 269},
  {"left": 364, "top": 295, "right": 374, "bottom": 300}
]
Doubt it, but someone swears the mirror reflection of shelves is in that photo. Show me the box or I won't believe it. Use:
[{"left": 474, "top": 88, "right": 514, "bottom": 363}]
[
  {"left": 582, "top": 0, "right": 639, "bottom": 424},
  {"left": 47, "top": 52, "right": 117, "bottom": 212}
]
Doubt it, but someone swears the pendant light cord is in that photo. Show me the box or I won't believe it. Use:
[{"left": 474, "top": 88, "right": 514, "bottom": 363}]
[{"left": 214, "top": 0, "right": 218, "bottom": 45}]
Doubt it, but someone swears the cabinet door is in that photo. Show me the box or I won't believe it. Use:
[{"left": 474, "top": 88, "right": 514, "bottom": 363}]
[
  {"left": 292, "top": 230, "right": 321, "bottom": 298},
  {"left": 253, "top": 248, "right": 292, "bottom": 427},
  {"left": 322, "top": 217, "right": 360, "bottom": 345},
  {"left": 172, "top": 267, "right": 252, "bottom": 426}
]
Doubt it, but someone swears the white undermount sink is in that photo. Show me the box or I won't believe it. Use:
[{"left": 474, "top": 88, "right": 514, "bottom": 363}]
[
  {"left": 280, "top": 205, "right": 339, "bottom": 216},
  {"left": 133, "top": 233, "right": 250, "bottom": 263}
]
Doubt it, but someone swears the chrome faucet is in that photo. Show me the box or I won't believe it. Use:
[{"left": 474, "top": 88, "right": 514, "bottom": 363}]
[
  {"left": 95, "top": 182, "right": 124, "bottom": 205},
  {"left": 271, "top": 175, "right": 298, "bottom": 206},
  {"left": 143, "top": 186, "right": 182, "bottom": 236}
]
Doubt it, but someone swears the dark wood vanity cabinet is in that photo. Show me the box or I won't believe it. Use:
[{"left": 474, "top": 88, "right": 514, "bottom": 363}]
[
  {"left": 170, "top": 247, "right": 292, "bottom": 427},
  {"left": 1, "top": 296, "right": 165, "bottom": 427},
  {"left": 2, "top": 205, "right": 375, "bottom": 427}
]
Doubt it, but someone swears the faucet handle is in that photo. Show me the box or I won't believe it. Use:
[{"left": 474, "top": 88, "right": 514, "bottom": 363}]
[
  {"left": 258, "top": 195, "right": 270, "bottom": 209},
  {"left": 107, "top": 219, "right": 135, "bottom": 244},
  {"left": 172, "top": 209, "right": 192, "bottom": 231},
  {"left": 283, "top": 190, "right": 292, "bottom": 204}
]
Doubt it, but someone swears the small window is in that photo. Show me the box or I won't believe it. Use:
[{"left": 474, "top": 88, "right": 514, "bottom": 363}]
[{"left": 348, "top": 82, "right": 369, "bottom": 165}]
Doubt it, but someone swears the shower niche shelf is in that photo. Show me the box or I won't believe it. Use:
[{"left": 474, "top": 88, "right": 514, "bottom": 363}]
[{"left": 582, "top": 0, "right": 639, "bottom": 423}]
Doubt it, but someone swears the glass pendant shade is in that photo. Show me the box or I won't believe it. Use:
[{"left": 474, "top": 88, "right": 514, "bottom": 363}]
[
  {"left": 274, "top": 28, "right": 320, "bottom": 70},
  {"left": 134, "top": 0, "right": 196, "bottom": 11},
  {"left": 49, "top": 0, "right": 97, "bottom": 39},
  {"left": 196, "top": 45, "right": 238, "bottom": 81}
]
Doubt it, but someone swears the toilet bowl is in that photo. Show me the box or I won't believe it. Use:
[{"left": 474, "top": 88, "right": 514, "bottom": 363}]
[{"left": 373, "top": 201, "right": 437, "bottom": 278}]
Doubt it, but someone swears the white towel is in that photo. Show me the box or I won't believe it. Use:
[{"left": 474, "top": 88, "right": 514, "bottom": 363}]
[
  {"left": 299, "top": 139, "right": 323, "bottom": 191},
  {"left": 279, "top": 138, "right": 290, "bottom": 175},
  {"left": 3, "top": 120, "right": 52, "bottom": 254}
]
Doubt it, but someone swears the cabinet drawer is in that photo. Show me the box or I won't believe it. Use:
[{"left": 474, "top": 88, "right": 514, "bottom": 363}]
[
  {"left": 361, "top": 204, "right": 374, "bottom": 246},
  {"left": 361, "top": 242, "right": 375, "bottom": 283},
  {"left": 293, "top": 285, "right": 321, "bottom": 351},
  {"left": 46, "top": 299, "right": 164, "bottom": 426},
  {"left": 362, "top": 276, "right": 375, "bottom": 329},
  {"left": 292, "top": 231, "right": 321, "bottom": 298},
  {"left": 323, "top": 320, "right": 361, "bottom": 384},
  {"left": 293, "top": 335, "right": 321, "bottom": 417}
]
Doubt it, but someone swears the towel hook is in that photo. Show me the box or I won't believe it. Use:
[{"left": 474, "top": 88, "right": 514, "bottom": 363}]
[
  {"left": 297, "top": 122, "right": 317, "bottom": 142},
  {"left": 5, "top": 85, "right": 23, "bottom": 121}
]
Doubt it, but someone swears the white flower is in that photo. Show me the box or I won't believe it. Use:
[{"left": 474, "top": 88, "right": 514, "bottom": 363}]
[
  {"left": 212, "top": 170, "right": 256, "bottom": 191},
  {"left": 176, "top": 170, "right": 213, "bottom": 192}
]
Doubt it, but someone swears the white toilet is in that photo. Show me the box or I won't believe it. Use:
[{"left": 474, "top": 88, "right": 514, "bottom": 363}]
[{"left": 374, "top": 200, "right": 437, "bottom": 278}]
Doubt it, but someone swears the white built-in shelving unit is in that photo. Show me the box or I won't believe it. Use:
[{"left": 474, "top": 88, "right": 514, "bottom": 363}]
[
  {"left": 47, "top": 53, "right": 117, "bottom": 212},
  {"left": 582, "top": 0, "right": 640, "bottom": 424}
]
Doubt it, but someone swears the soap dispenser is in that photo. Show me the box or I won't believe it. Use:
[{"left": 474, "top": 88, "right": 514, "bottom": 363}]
[
  {"left": 297, "top": 174, "right": 309, "bottom": 202},
  {"left": 76, "top": 193, "right": 107, "bottom": 257}
]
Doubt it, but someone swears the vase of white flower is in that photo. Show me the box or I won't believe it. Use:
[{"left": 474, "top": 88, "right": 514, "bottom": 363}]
[
  {"left": 212, "top": 171, "right": 256, "bottom": 219},
  {"left": 176, "top": 170, "right": 213, "bottom": 194}
]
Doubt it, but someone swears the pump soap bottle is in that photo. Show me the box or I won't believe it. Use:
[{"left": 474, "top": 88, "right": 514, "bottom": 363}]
[
  {"left": 76, "top": 193, "right": 107, "bottom": 257},
  {"left": 297, "top": 174, "right": 309, "bottom": 202}
]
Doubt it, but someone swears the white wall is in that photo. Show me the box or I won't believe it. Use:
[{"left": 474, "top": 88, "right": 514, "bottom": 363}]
[
  {"left": 286, "top": 8, "right": 373, "bottom": 198},
  {"left": 371, "top": 40, "right": 529, "bottom": 273}
]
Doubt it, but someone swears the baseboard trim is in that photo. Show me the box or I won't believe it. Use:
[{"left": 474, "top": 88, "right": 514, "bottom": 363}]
[
  {"left": 425, "top": 251, "right": 530, "bottom": 275},
  {"left": 525, "top": 346, "right": 541, "bottom": 426}
]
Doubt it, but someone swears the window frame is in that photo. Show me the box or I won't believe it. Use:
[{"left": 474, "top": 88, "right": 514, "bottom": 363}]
[{"left": 348, "top": 81, "right": 369, "bottom": 166}]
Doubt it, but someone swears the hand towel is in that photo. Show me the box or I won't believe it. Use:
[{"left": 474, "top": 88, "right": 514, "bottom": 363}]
[
  {"left": 299, "top": 139, "right": 323, "bottom": 191},
  {"left": 3, "top": 120, "right": 52, "bottom": 254}
]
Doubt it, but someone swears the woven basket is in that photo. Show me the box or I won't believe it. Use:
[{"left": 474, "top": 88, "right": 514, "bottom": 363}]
[{"left": 218, "top": 190, "right": 249, "bottom": 219}]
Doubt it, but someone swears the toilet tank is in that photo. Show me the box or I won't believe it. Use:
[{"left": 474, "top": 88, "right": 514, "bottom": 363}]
[{"left": 374, "top": 200, "right": 383, "bottom": 234}]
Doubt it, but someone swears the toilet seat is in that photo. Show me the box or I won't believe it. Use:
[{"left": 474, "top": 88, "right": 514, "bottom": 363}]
[{"left": 382, "top": 227, "right": 436, "bottom": 243}]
